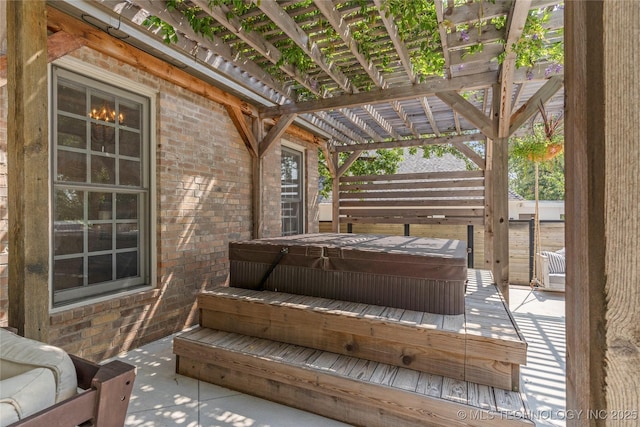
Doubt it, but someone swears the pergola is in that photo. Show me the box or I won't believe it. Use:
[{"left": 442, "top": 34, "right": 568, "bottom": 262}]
[
  {"left": 3, "top": 1, "right": 639, "bottom": 425},
  {"left": 38, "top": 0, "right": 565, "bottom": 301}
]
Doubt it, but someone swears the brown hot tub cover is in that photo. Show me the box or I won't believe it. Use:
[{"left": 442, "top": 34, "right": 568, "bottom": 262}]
[{"left": 229, "top": 233, "right": 468, "bottom": 314}]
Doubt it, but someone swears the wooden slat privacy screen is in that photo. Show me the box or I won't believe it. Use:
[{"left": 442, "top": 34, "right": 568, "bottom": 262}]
[{"left": 339, "top": 170, "right": 485, "bottom": 225}]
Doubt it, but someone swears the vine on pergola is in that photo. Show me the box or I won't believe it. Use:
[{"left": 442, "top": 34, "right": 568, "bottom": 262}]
[{"left": 144, "top": 0, "right": 563, "bottom": 99}]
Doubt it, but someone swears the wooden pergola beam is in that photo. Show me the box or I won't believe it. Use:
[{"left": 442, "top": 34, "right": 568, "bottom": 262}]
[
  {"left": 497, "top": 0, "right": 532, "bottom": 139},
  {"left": 0, "top": 30, "right": 84, "bottom": 87},
  {"left": 337, "top": 151, "right": 363, "bottom": 177},
  {"left": 259, "top": 71, "right": 499, "bottom": 118},
  {"left": 509, "top": 75, "right": 564, "bottom": 135},
  {"left": 259, "top": 114, "right": 297, "bottom": 158},
  {"left": 436, "top": 91, "right": 495, "bottom": 140},
  {"left": 226, "top": 106, "right": 258, "bottom": 158},
  {"left": 333, "top": 133, "right": 483, "bottom": 152},
  {"left": 452, "top": 141, "right": 486, "bottom": 170}
]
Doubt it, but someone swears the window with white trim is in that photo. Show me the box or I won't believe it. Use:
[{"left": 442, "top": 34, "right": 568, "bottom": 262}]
[
  {"left": 52, "top": 67, "right": 150, "bottom": 307},
  {"left": 281, "top": 146, "right": 304, "bottom": 236}
]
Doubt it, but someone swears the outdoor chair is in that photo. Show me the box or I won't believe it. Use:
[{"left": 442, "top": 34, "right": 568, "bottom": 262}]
[
  {"left": 0, "top": 328, "right": 135, "bottom": 427},
  {"left": 535, "top": 248, "right": 566, "bottom": 292}
]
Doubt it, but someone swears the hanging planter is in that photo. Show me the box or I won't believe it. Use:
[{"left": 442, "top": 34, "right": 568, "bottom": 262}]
[
  {"left": 509, "top": 102, "right": 564, "bottom": 288},
  {"left": 514, "top": 139, "right": 564, "bottom": 162},
  {"left": 511, "top": 102, "right": 564, "bottom": 164}
]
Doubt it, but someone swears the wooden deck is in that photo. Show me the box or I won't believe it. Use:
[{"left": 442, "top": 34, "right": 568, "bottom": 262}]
[{"left": 174, "top": 268, "right": 531, "bottom": 427}]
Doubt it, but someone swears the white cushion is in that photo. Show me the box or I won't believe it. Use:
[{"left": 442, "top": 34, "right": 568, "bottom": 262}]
[
  {"left": 0, "top": 367, "right": 56, "bottom": 426},
  {"left": 541, "top": 250, "right": 565, "bottom": 274},
  {"left": 0, "top": 329, "right": 77, "bottom": 403}
]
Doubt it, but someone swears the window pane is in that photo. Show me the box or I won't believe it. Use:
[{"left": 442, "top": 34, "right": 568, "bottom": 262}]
[
  {"left": 116, "top": 252, "right": 138, "bottom": 279},
  {"left": 116, "top": 194, "right": 138, "bottom": 219},
  {"left": 89, "top": 192, "right": 113, "bottom": 221},
  {"left": 57, "top": 150, "right": 86, "bottom": 182},
  {"left": 54, "top": 223, "right": 84, "bottom": 256},
  {"left": 55, "top": 189, "right": 84, "bottom": 221},
  {"left": 91, "top": 155, "right": 115, "bottom": 184},
  {"left": 119, "top": 159, "right": 140, "bottom": 186},
  {"left": 88, "top": 254, "right": 112, "bottom": 284},
  {"left": 116, "top": 224, "right": 138, "bottom": 249},
  {"left": 91, "top": 123, "right": 117, "bottom": 154},
  {"left": 119, "top": 100, "right": 141, "bottom": 130},
  {"left": 58, "top": 115, "right": 86, "bottom": 149},
  {"left": 57, "top": 82, "right": 86, "bottom": 115},
  {"left": 54, "top": 258, "right": 84, "bottom": 290},
  {"left": 88, "top": 224, "right": 112, "bottom": 252},
  {"left": 119, "top": 129, "right": 141, "bottom": 158}
]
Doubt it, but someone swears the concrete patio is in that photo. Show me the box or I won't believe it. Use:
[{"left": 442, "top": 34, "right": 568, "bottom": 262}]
[{"left": 112, "top": 286, "right": 566, "bottom": 427}]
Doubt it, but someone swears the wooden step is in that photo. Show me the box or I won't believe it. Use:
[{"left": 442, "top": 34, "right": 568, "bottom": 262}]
[
  {"left": 174, "top": 327, "right": 534, "bottom": 427},
  {"left": 196, "top": 269, "right": 526, "bottom": 390}
]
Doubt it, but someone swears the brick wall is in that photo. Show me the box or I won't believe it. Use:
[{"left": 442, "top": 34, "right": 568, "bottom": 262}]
[
  {"left": 49, "top": 46, "right": 256, "bottom": 360},
  {"left": 0, "top": 45, "right": 320, "bottom": 361}
]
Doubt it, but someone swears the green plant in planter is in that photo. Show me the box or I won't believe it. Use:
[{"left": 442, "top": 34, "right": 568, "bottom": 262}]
[
  {"left": 510, "top": 103, "right": 564, "bottom": 287},
  {"left": 511, "top": 103, "right": 564, "bottom": 163}
]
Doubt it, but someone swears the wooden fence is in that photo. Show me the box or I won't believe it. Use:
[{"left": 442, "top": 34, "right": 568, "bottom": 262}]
[
  {"left": 339, "top": 170, "right": 485, "bottom": 226},
  {"left": 319, "top": 220, "right": 565, "bottom": 286}
]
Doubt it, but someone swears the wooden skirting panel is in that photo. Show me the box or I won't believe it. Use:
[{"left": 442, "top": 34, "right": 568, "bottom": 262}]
[
  {"left": 198, "top": 289, "right": 467, "bottom": 381},
  {"left": 175, "top": 328, "right": 533, "bottom": 427}
]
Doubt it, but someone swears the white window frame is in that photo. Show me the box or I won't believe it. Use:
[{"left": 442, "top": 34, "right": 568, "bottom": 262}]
[{"left": 50, "top": 57, "right": 157, "bottom": 311}]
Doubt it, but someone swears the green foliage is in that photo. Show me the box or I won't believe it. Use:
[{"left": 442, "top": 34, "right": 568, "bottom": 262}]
[
  {"left": 380, "top": 0, "right": 445, "bottom": 78},
  {"left": 509, "top": 115, "right": 565, "bottom": 201},
  {"left": 317, "top": 148, "right": 404, "bottom": 198},
  {"left": 510, "top": 128, "right": 563, "bottom": 163},
  {"left": 498, "top": 6, "right": 564, "bottom": 69},
  {"left": 509, "top": 153, "right": 565, "bottom": 200},
  {"left": 143, "top": 15, "right": 178, "bottom": 44},
  {"left": 276, "top": 45, "right": 314, "bottom": 73}
]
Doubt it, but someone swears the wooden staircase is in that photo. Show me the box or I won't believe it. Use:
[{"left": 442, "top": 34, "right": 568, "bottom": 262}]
[{"left": 174, "top": 269, "right": 532, "bottom": 426}]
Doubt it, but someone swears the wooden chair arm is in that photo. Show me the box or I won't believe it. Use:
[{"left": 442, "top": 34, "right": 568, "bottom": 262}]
[{"left": 8, "top": 355, "right": 135, "bottom": 427}]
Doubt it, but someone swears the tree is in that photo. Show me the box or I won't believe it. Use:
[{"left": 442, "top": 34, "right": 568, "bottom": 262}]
[
  {"left": 317, "top": 148, "right": 404, "bottom": 199},
  {"left": 509, "top": 153, "right": 564, "bottom": 200}
]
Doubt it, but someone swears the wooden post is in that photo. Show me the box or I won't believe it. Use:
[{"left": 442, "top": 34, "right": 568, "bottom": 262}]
[
  {"left": 485, "top": 85, "right": 510, "bottom": 302},
  {"left": 492, "top": 136, "right": 510, "bottom": 302},
  {"left": 565, "top": 1, "right": 640, "bottom": 423},
  {"left": 7, "top": 0, "right": 50, "bottom": 340},
  {"left": 484, "top": 135, "right": 494, "bottom": 273},
  {"left": 251, "top": 119, "right": 264, "bottom": 239}
]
